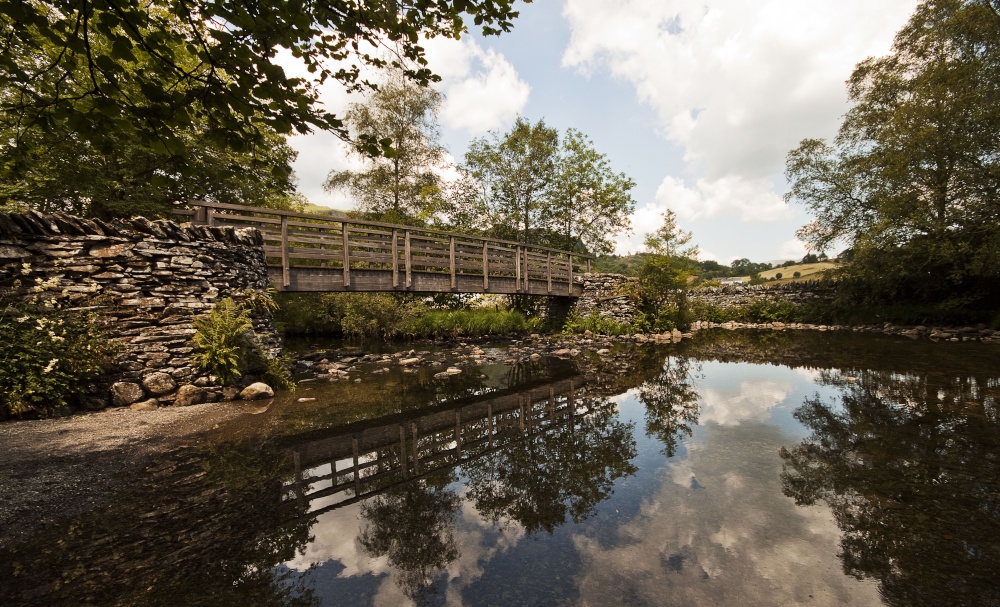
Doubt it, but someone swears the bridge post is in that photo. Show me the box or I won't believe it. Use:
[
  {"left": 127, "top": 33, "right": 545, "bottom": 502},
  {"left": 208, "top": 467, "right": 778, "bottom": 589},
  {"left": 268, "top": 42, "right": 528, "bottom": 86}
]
[
  {"left": 449, "top": 236, "right": 456, "bottom": 290},
  {"left": 280, "top": 215, "right": 290, "bottom": 287},
  {"left": 547, "top": 252, "right": 552, "bottom": 294},
  {"left": 482, "top": 242, "right": 489, "bottom": 291},
  {"left": 404, "top": 230, "right": 412, "bottom": 288},
  {"left": 391, "top": 228, "right": 399, "bottom": 288},
  {"left": 341, "top": 222, "right": 350, "bottom": 288},
  {"left": 568, "top": 254, "right": 573, "bottom": 294},
  {"left": 515, "top": 247, "right": 521, "bottom": 292}
]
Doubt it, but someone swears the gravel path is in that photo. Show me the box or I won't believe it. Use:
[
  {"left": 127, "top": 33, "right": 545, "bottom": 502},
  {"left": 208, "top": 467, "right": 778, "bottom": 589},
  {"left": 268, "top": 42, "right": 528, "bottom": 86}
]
[{"left": 0, "top": 402, "right": 262, "bottom": 548}]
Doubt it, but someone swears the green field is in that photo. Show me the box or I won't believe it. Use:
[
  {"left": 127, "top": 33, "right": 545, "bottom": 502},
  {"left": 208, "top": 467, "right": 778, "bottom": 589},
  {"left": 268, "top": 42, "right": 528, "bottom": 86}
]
[{"left": 753, "top": 262, "right": 837, "bottom": 282}]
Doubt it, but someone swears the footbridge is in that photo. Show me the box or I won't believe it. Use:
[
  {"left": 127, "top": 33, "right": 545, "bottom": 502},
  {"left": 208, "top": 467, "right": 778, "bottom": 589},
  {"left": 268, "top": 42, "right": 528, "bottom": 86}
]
[{"left": 175, "top": 202, "right": 592, "bottom": 296}]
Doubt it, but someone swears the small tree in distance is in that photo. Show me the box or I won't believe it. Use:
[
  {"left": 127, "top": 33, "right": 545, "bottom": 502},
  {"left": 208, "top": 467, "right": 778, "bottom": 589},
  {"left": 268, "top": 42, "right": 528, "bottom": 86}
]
[{"left": 638, "top": 210, "right": 698, "bottom": 330}]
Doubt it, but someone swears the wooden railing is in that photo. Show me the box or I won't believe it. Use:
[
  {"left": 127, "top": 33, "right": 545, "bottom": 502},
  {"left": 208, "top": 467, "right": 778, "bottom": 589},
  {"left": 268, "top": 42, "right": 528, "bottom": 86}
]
[{"left": 173, "top": 201, "right": 593, "bottom": 296}]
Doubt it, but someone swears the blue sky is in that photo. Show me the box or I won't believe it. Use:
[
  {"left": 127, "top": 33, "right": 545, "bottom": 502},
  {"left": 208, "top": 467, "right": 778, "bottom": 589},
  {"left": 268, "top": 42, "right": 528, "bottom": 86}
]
[{"left": 287, "top": 0, "right": 918, "bottom": 263}]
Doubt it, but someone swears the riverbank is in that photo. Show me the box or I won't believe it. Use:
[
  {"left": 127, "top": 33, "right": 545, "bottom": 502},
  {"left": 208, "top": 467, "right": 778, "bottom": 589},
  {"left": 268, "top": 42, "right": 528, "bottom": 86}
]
[{"left": 0, "top": 401, "right": 274, "bottom": 548}]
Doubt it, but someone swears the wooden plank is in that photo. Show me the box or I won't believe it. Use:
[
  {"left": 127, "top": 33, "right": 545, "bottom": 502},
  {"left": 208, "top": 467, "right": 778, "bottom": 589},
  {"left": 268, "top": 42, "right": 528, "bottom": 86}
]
[{"left": 342, "top": 223, "right": 350, "bottom": 288}]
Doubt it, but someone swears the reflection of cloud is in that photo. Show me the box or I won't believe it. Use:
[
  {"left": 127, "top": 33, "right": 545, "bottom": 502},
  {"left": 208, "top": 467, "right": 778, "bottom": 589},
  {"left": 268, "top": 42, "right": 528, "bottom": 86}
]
[
  {"left": 571, "top": 423, "right": 883, "bottom": 605},
  {"left": 284, "top": 487, "right": 525, "bottom": 607},
  {"left": 285, "top": 502, "right": 390, "bottom": 577},
  {"left": 793, "top": 367, "right": 822, "bottom": 383},
  {"left": 699, "top": 379, "right": 792, "bottom": 426}
]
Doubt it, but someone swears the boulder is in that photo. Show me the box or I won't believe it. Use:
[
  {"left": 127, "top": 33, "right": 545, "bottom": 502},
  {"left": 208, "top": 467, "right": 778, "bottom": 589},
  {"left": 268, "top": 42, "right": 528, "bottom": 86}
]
[
  {"left": 141, "top": 372, "right": 177, "bottom": 396},
  {"left": 399, "top": 357, "right": 421, "bottom": 366},
  {"left": 110, "top": 382, "right": 145, "bottom": 407},
  {"left": 240, "top": 382, "right": 274, "bottom": 401},
  {"left": 174, "top": 384, "right": 207, "bottom": 406},
  {"left": 221, "top": 386, "right": 241, "bottom": 401}
]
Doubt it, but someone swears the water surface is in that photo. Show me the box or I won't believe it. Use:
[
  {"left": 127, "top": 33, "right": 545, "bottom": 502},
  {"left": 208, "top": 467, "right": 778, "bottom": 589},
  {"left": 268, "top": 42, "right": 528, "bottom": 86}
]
[{"left": 2, "top": 330, "right": 998, "bottom": 606}]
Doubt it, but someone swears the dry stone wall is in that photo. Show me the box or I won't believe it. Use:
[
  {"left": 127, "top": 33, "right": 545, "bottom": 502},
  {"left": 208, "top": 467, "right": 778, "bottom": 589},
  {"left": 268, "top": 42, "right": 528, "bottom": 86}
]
[
  {"left": 572, "top": 273, "right": 639, "bottom": 326},
  {"left": 687, "top": 282, "right": 835, "bottom": 309},
  {"left": 0, "top": 210, "right": 280, "bottom": 410}
]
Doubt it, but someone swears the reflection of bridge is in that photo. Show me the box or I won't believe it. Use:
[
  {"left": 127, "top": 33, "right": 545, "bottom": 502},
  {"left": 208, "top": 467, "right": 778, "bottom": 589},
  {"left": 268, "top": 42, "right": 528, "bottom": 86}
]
[
  {"left": 175, "top": 201, "right": 592, "bottom": 296},
  {"left": 281, "top": 377, "right": 593, "bottom": 520}
]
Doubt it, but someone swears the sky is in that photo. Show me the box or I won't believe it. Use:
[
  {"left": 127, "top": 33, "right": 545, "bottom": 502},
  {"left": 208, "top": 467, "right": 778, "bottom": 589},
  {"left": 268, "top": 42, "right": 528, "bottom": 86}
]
[{"left": 286, "top": 0, "right": 919, "bottom": 264}]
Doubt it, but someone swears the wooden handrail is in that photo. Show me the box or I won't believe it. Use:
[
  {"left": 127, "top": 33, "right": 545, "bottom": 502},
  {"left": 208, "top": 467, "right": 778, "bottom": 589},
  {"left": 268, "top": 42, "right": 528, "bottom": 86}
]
[
  {"left": 178, "top": 200, "right": 595, "bottom": 260},
  {"left": 173, "top": 200, "right": 591, "bottom": 294}
]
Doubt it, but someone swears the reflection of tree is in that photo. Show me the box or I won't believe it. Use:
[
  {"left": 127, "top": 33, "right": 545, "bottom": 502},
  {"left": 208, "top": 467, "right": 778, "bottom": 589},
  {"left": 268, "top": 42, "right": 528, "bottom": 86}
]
[
  {"left": 463, "top": 395, "right": 637, "bottom": 534},
  {"left": 0, "top": 442, "right": 318, "bottom": 607},
  {"left": 637, "top": 355, "right": 701, "bottom": 457},
  {"left": 358, "top": 472, "right": 461, "bottom": 604},
  {"left": 780, "top": 369, "right": 1000, "bottom": 607}
]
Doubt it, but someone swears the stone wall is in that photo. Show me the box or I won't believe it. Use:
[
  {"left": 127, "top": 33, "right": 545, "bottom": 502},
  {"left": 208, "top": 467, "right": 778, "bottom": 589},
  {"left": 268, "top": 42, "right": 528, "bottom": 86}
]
[
  {"left": 0, "top": 210, "right": 280, "bottom": 409},
  {"left": 572, "top": 273, "right": 639, "bottom": 326},
  {"left": 686, "top": 282, "right": 835, "bottom": 310}
]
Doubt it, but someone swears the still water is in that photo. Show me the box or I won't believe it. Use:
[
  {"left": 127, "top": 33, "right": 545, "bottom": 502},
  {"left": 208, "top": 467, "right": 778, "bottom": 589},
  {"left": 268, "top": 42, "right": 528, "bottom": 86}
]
[{"left": 2, "top": 330, "right": 999, "bottom": 606}]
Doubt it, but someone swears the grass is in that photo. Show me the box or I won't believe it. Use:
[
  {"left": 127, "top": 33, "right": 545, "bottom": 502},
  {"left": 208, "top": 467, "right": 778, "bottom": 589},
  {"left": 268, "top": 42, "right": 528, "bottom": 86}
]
[
  {"left": 408, "top": 308, "right": 542, "bottom": 338},
  {"left": 754, "top": 262, "right": 838, "bottom": 283}
]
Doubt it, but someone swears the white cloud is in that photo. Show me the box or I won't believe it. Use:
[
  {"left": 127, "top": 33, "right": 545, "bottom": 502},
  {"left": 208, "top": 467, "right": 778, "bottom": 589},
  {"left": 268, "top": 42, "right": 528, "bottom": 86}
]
[
  {"left": 562, "top": 0, "right": 916, "bottom": 236},
  {"left": 778, "top": 237, "right": 809, "bottom": 260},
  {"left": 276, "top": 39, "right": 528, "bottom": 208},
  {"left": 656, "top": 175, "right": 792, "bottom": 222},
  {"left": 562, "top": 0, "right": 916, "bottom": 180},
  {"left": 424, "top": 38, "right": 531, "bottom": 134}
]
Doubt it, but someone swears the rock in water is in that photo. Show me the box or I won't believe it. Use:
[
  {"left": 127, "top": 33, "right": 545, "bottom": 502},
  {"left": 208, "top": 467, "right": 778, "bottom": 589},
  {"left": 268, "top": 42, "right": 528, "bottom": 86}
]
[{"left": 240, "top": 382, "right": 274, "bottom": 401}]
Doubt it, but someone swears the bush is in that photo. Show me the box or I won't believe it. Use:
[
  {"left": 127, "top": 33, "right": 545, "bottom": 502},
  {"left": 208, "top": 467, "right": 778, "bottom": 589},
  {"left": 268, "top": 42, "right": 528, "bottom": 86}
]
[
  {"left": 793, "top": 271, "right": 801, "bottom": 278},
  {"left": 563, "top": 312, "right": 633, "bottom": 336},
  {"left": 274, "top": 292, "right": 427, "bottom": 338},
  {"left": 0, "top": 288, "right": 117, "bottom": 418},
  {"left": 408, "top": 308, "right": 541, "bottom": 338},
  {"left": 193, "top": 297, "right": 291, "bottom": 389}
]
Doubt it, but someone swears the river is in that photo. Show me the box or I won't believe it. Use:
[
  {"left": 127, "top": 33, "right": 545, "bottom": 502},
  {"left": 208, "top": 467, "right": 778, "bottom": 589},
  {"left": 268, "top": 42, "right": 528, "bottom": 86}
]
[{"left": 1, "top": 329, "right": 998, "bottom": 606}]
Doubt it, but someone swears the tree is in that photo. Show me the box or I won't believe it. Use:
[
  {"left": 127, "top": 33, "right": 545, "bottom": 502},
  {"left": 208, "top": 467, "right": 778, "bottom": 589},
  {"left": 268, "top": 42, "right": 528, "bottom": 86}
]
[
  {"left": 324, "top": 72, "right": 447, "bottom": 224},
  {"left": 0, "top": 5, "right": 304, "bottom": 218},
  {"left": 785, "top": 0, "right": 1000, "bottom": 306},
  {"left": 461, "top": 117, "right": 560, "bottom": 244},
  {"left": 0, "top": 114, "right": 302, "bottom": 219},
  {"left": 459, "top": 119, "right": 636, "bottom": 255},
  {"left": 0, "top": 0, "right": 526, "bottom": 162},
  {"left": 547, "top": 129, "right": 635, "bottom": 254},
  {"left": 638, "top": 209, "right": 698, "bottom": 330}
]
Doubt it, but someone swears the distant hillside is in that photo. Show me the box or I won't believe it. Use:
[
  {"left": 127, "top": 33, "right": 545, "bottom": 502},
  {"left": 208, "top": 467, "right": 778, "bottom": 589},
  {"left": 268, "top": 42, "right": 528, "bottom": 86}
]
[
  {"left": 298, "top": 202, "right": 349, "bottom": 218},
  {"left": 756, "top": 261, "right": 837, "bottom": 282}
]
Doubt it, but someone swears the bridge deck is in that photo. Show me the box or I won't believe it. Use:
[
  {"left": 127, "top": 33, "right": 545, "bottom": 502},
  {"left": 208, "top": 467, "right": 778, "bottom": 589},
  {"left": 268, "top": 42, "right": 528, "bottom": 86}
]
[{"left": 176, "top": 202, "right": 591, "bottom": 296}]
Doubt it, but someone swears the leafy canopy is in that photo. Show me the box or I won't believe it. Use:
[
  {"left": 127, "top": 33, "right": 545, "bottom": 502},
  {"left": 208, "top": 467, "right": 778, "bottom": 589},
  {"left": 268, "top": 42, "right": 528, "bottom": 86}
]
[
  {"left": 324, "top": 71, "right": 447, "bottom": 225},
  {"left": 0, "top": 0, "right": 528, "bottom": 159},
  {"left": 460, "top": 117, "right": 635, "bottom": 254},
  {"left": 785, "top": 0, "right": 1000, "bottom": 305}
]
